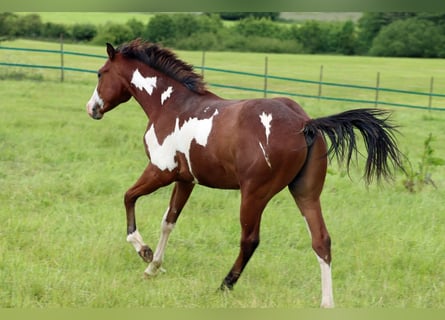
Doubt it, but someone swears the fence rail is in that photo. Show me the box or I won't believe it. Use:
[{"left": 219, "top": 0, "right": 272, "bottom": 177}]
[{"left": 1, "top": 45, "right": 445, "bottom": 112}]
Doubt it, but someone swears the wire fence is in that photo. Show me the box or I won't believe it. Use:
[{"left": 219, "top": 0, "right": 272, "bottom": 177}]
[{"left": 1, "top": 45, "right": 445, "bottom": 112}]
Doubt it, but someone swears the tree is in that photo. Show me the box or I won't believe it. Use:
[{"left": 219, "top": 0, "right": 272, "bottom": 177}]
[
  {"left": 71, "top": 23, "right": 97, "bottom": 42},
  {"left": 17, "top": 14, "right": 43, "bottom": 37},
  {"left": 92, "top": 22, "right": 133, "bottom": 45},
  {"left": 337, "top": 20, "right": 357, "bottom": 55},
  {"left": 369, "top": 18, "right": 445, "bottom": 57},
  {"left": 0, "top": 12, "right": 19, "bottom": 38},
  {"left": 145, "top": 14, "right": 176, "bottom": 44},
  {"left": 357, "top": 12, "right": 416, "bottom": 54},
  {"left": 126, "top": 19, "right": 145, "bottom": 39},
  {"left": 294, "top": 20, "right": 325, "bottom": 53},
  {"left": 234, "top": 16, "right": 283, "bottom": 39}
]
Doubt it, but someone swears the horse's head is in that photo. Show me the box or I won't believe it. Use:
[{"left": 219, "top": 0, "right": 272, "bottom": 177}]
[{"left": 86, "top": 43, "right": 132, "bottom": 120}]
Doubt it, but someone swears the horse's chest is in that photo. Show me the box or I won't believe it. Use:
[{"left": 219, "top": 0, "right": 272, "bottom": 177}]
[{"left": 144, "top": 111, "right": 219, "bottom": 172}]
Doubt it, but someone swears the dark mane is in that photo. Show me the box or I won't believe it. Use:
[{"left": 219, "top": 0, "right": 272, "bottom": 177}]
[{"left": 116, "top": 39, "right": 206, "bottom": 94}]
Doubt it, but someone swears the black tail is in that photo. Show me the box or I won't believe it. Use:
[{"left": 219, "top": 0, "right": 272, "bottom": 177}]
[{"left": 304, "top": 108, "right": 404, "bottom": 183}]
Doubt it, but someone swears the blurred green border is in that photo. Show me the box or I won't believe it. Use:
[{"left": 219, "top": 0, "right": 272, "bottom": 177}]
[
  {"left": 1, "top": 0, "right": 444, "bottom": 318},
  {"left": 1, "top": 309, "right": 445, "bottom": 320},
  {"left": 0, "top": 0, "right": 444, "bottom": 12}
]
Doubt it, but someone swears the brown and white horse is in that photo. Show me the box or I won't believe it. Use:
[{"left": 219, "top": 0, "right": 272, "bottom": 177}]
[{"left": 86, "top": 39, "right": 403, "bottom": 307}]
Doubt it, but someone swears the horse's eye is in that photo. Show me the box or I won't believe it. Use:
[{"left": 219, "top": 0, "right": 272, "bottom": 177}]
[{"left": 97, "top": 72, "right": 101, "bottom": 78}]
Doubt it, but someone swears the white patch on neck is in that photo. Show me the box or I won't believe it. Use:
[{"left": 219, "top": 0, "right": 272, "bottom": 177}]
[
  {"left": 145, "top": 110, "right": 219, "bottom": 174},
  {"left": 259, "top": 112, "right": 272, "bottom": 144},
  {"left": 161, "top": 86, "right": 174, "bottom": 105},
  {"left": 131, "top": 69, "right": 157, "bottom": 95}
]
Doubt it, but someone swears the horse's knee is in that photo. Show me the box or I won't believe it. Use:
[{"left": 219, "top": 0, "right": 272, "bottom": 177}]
[
  {"left": 124, "top": 190, "right": 135, "bottom": 207},
  {"left": 241, "top": 237, "right": 260, "bottom": 253}
]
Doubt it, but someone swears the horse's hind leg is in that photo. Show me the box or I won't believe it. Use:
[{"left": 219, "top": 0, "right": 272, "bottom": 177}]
[
  {"left": 288, "top": 135, "right": 334, "bottom": 308},
  {"left": 144, "top": 181, "right": 194, "bottom": 276},
  {"left": 294, "top": 196, "right": 334, "bottom": 308}
]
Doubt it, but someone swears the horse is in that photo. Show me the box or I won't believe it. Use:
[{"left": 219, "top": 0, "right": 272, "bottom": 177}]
[{"left": 85, "top": 39, "right": 403, "bottom": 308}]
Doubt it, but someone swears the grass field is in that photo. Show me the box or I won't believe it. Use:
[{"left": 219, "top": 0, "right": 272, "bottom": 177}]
[
  {"left": 0, "top": 38, "right": 444, "bottom": 308},
  {"left": 17, "top": 12, "right": 154, "bottom": 26}
]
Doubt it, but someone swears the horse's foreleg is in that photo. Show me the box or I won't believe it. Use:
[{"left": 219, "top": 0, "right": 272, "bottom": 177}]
[
  {"left": 124, "top": 165, "right": 175, "bottom": 263},
  {"left": 145, "top": 181, "right": 194, "bottom": 276}
]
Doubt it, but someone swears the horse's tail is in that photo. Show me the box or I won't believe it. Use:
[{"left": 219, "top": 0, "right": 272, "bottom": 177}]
[{"left": 303, "top": 108, "right": 404, "bottom": 183}]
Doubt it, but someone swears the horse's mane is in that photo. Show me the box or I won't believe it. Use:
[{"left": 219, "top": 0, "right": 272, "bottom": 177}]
[{"left": 116, "top": 39, "right": 206, "bottom": 94}]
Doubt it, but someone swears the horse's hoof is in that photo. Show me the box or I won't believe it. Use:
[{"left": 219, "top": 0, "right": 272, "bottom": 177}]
[
  {"left": 143, "top": 264, "right": 166, "bottom": 278},
  {"left": 219, "top": 282, "right": 233, "bottom": 291},
  {"left": 138, "top": 246, "right": 153, "bottom": 263}
]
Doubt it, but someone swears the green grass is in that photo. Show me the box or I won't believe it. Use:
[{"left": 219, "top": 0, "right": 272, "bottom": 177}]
[
  {"left": 17, "top": 12, "right": 153, "bottom": 26},
  {"left": 0, "top": 39, "right": 444, "bottom": 308}
]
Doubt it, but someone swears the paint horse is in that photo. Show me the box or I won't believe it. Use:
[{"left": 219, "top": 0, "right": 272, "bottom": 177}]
[{"left": 86, "top": 39, "right": 403, "bottom": 308}]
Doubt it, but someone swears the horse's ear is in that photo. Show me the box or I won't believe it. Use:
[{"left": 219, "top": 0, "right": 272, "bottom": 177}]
[{"left": 106, "top": 43, "right": 116, "bottom": 60}]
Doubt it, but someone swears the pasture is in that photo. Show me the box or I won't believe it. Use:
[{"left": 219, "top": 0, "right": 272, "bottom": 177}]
[{"left": 0, "top": 39, "right": 444, "bottom": 308}]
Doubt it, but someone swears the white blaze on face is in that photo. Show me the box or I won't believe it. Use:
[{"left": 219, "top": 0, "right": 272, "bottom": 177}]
[
  {"left": 259, "top": 112, "right": 272, "bottom": 144},
  {"left": 86, "top": 86, "right": 104, "bottom": 118},
  {"left": 131, "top": 69, "right": 157, "bottom": 95},
  {"left": 145, "top": 110, "right": 219, "bottom": 174},
  {"left": 161, "top": 86, "right": 174, "bottom": 105}
]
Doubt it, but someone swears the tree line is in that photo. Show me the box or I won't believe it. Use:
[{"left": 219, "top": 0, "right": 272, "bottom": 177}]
[{"left": 1, "top": 12, "right": 445, "bottom": 58}]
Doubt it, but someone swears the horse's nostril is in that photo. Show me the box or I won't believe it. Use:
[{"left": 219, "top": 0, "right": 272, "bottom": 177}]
[{"left": 92, "top": 106, "right": 103, "bottom": 120}]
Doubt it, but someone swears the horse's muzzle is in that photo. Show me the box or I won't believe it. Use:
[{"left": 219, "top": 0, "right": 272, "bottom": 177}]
[{"left": 86, "top": 102, "right": 103, "bottom": 120}]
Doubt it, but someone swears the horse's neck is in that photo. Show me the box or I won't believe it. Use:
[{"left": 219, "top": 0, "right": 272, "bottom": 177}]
[{"left": 127, "top": 67, "right": 175, "bottom": 119}]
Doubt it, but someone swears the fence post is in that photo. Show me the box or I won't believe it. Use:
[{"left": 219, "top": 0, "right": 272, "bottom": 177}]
[
  {"left": 375, "top": 71, "right": 380, "bottom": 108},
  {"left": 428, "top": 76, "right": 434, "bottom": 111},
  {"left": 60, "top": 33, "right": 64, "bottom": 82},
  {"left": 318, "top": 65, "right": 323, "bottom": 100},
  {"left": 201, "top": 51, "right": 205, "bottom": 78},
  {"left": 264, "top": 56, "right": 268, "bottom": 98}
]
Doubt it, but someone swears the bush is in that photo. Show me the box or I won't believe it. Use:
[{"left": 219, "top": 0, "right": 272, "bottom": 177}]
[
  {"left": 42, "top": 22, "right": 70, "bottom": 39},
  {"left": 336, "top": 20, "right": 357, "bottom": 55},
  {"left": 234, "top": 16, "right": 286, "bottom": 39},
  {"left": 145, "top": 14, "right": 176, "bottom": 44},
  {"left": 0, "top": 13, "right": 44, "bottom": 38},
  {"left": 370, "top": 18, "right": 445, "bottom": 57},
  {"left": 71, "top": 23, "right": 97, "bottom": 42},
  {"left": 219, "top": 32, "right": 303, "bottom": 54},
  {"left": 357, "top": 12, "right": 417, "bottom": 54},
  {"left": 18, "top": 14, "right": 43, "bottom": 37},
  {"left": 402, "top": 133, "right": 445, "bottom": 192},
  {"left": 244, "top": 36, "right": 303, "bottom": 54},
  {"left": 0, "top": 12, "right": 19, "bottom": 38},
  {"left": 291, "top": 20, "right": 326, "bottom": 53},
  {"left": 92, "top": 22, "right": 134, "bottom": 45},
  {"left": 175, "top": 32, "right": 220, "bottom": 51},
  {"left": 126, "top": 18, "right": 145, "bottom": 39}
]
